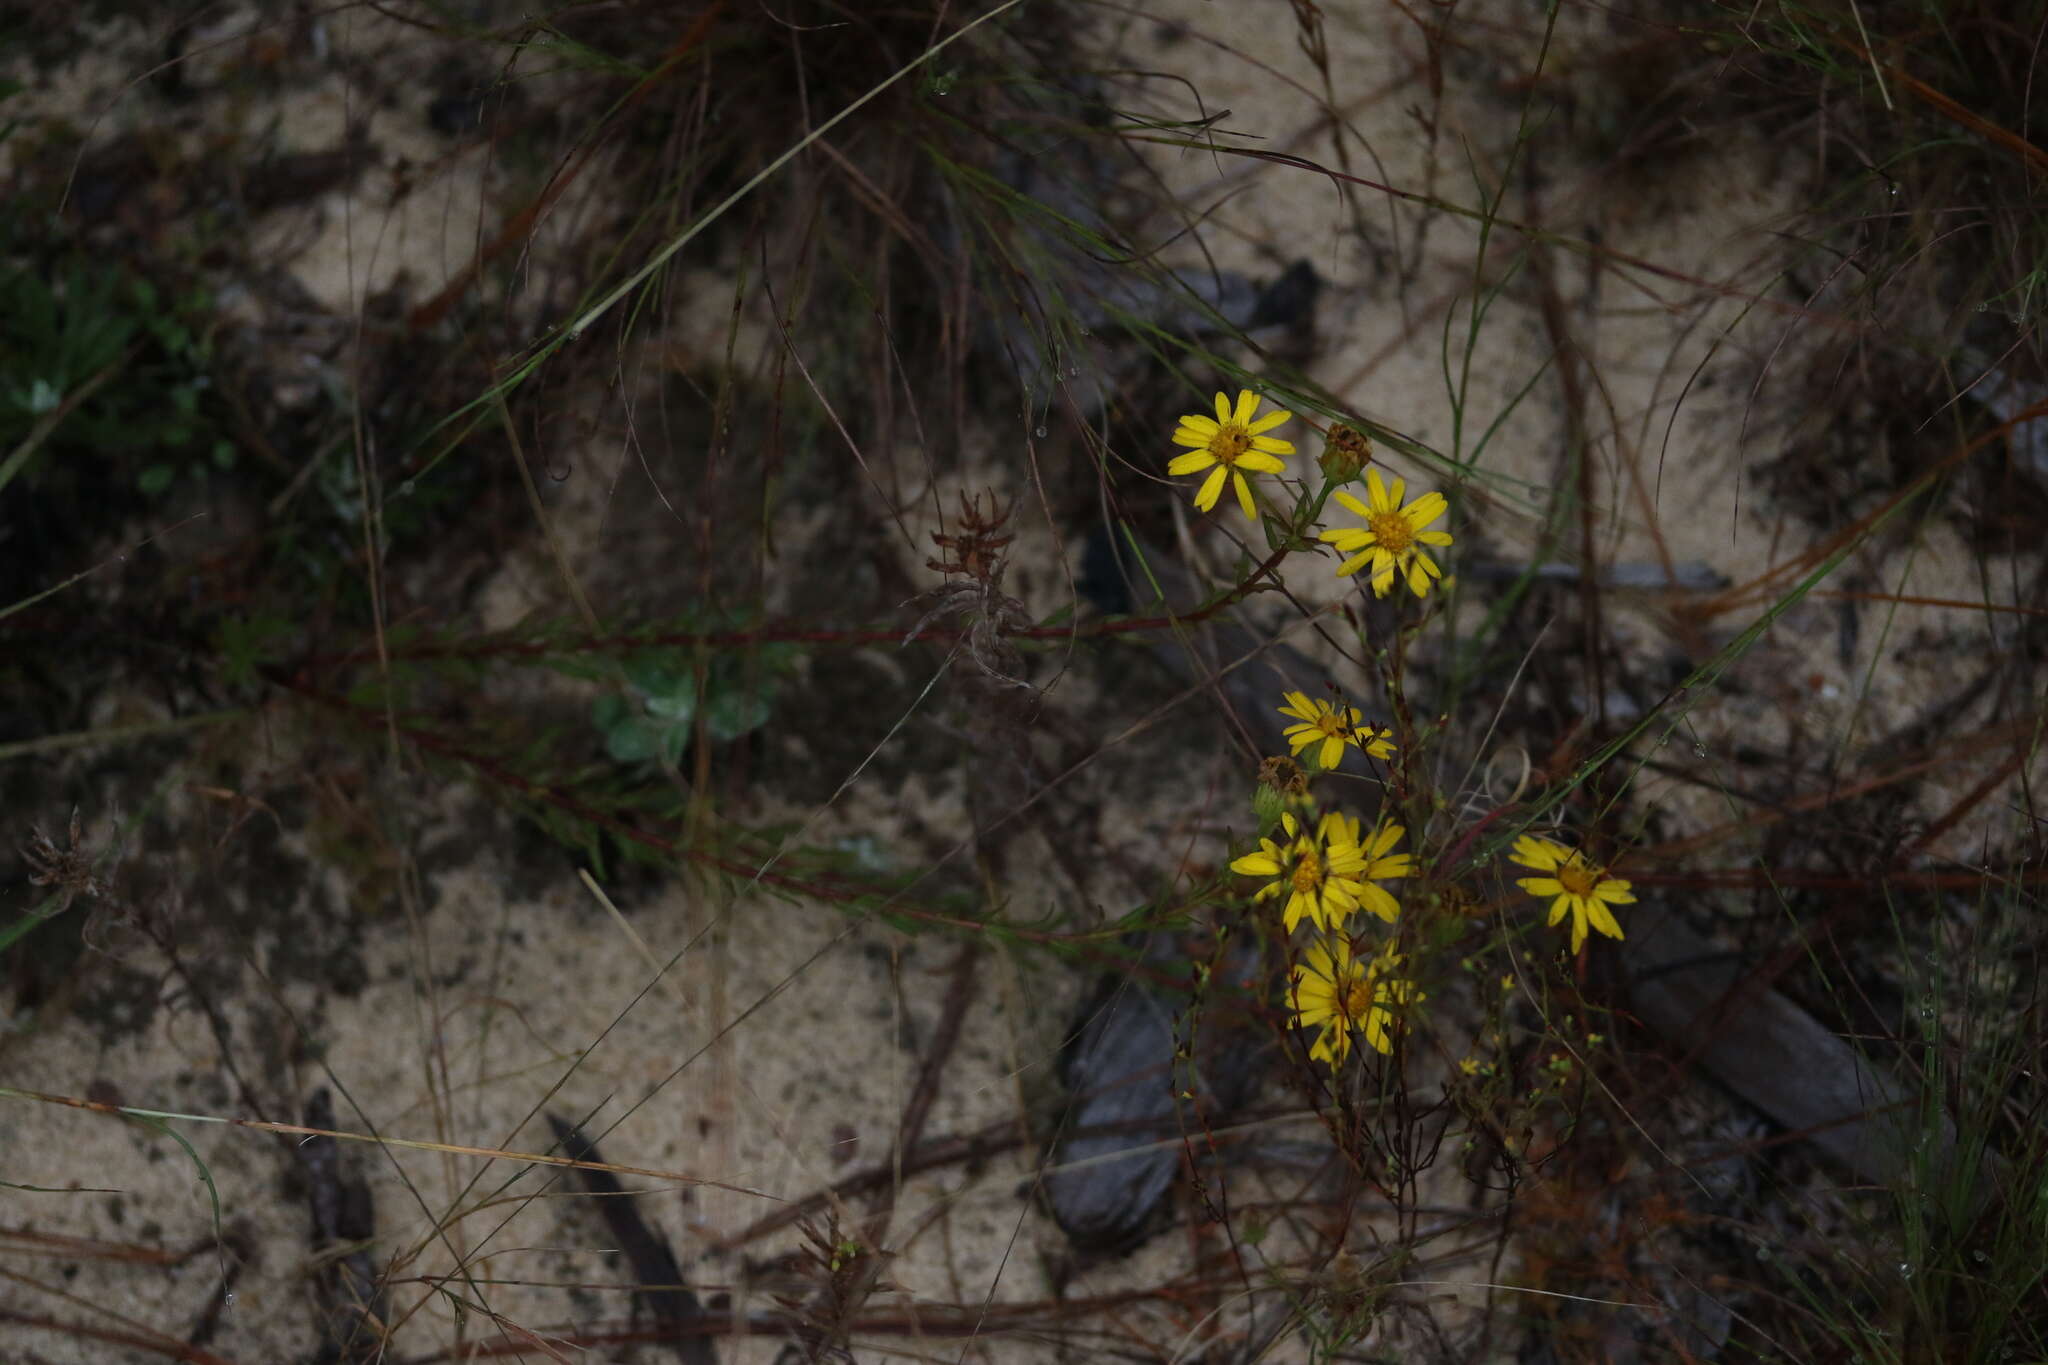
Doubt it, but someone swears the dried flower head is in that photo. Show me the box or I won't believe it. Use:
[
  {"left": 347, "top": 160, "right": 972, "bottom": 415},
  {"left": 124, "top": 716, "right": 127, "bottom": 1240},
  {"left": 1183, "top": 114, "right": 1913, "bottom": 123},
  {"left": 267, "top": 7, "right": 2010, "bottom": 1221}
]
[
  {"left": 22, "top": 809, "right": 108, "bottom": 917},
  {"left": 907, "top": 488, "right": 1032, "bottom": 686},
  {"left": 1319, "top": 423, "right": 1372, "bottom": 485},
  {"left": 927, "top": 490, "right": 1015, "bottom": 583}
]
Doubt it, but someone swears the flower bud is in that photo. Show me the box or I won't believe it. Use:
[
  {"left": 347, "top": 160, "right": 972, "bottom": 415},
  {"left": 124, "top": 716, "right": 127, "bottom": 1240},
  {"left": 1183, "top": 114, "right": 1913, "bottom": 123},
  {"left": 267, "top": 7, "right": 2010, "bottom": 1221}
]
[{"left": 1318, "top": 424, "right": 1372, "bottom": 485}]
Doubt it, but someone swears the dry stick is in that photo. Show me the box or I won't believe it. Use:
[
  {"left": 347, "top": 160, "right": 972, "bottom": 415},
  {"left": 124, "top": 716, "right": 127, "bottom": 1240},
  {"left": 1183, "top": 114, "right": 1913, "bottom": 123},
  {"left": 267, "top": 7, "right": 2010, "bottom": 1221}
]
[
  {"left": 0, "top": 1266, "right": 238, "bottom": 1365},
  {"left": 871, "top": 941, "right": 981, "bottom": 1240},
  {"left": 1523, "top": 141, "right": 1610, "bottom": 734},
  {"left": 264, "top": 628, "right": 1299, "bottom": 955},
  {"left": 0, "top": 1309, "right": 240, "bottom": 1365},
  {"left": 1650, "top": 712, "right": 2041, "bottom": 861},
  {"left": 285, "top": 539, "right": 1299, "bottom": 671},
  {"left": 407, "top": 1283, "right": 1200, "bottom": 1362}
]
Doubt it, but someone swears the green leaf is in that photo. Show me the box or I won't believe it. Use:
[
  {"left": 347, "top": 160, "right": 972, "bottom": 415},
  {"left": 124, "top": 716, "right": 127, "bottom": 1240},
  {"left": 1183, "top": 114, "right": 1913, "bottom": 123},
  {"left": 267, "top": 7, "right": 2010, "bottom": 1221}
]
[
  {"left": 604, "top": 718, "right": 657, "bottom": 763},
  {"left": 658, "top": 720, "right": 689, "bottom": 766},
  {"left": 137, "top": 464, "right": 176, "bottom": 496},
  {"left": 645, "top": 689, "right": 695, "bottom": 723},
  {"left": 705, "top": 687, "right": 770, "bottom": 742}
]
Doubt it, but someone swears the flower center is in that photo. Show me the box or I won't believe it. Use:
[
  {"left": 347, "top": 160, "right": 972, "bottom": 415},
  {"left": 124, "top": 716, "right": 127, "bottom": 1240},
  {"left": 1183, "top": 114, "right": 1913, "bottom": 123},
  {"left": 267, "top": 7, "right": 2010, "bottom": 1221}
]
[
  {"left": 1340, "top": 979, "right": 1373, "bottom": 1022},
  {"left": 1291, "top": 850, "right": 1324, "bottom": 894},
  {"left": 1314, "top": 712, "right": 1348, "bottom": 739},
  {"left": 1208, "top": 424, "right": 1253, "bottom": 466},
  {"left": 1556, "top": 857, "right": 1600, "bottom": 898},
  {"left": 1368, "top": 509, "right": 1414, "bottom": 555}
]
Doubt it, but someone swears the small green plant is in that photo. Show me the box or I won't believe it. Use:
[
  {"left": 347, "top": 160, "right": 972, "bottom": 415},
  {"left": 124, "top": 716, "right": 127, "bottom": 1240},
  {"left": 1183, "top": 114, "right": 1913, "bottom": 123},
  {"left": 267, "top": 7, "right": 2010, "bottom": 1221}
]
[
  {"left": 0, "top": 240, "right": 228, "bottom": 499},
  {"left": 590, "top": 644, "right": 797, "bottom": 764}
]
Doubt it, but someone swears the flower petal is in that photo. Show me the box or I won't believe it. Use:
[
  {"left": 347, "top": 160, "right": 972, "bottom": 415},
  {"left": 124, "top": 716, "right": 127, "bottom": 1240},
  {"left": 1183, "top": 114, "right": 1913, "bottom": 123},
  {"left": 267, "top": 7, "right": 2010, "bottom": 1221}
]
[
  {"left": 1586, "top": 898, "right": 1625, "bottom": 941},
  {"left": 1233, "top": 389, "right": 1260, "bottom": 425},
  {"left": 1232, "top": 471, "right": 1258, "bottom": 520},
  {"left": 1403, "top": 491, "right": 1447, "bottom": 528},
  {"left": 1231, "top": 852, "right": 1281, "bottom": 877},
  {"left": 1238, "top": 451, "right": 1287, "bottom": 473},
  {"left": 1319, "top": 734, "right": 1345, "bottom": 770},
  {"left": 1168, "top": 451, "right": 1216, "bottom": 475},
  {"left": 1510, "top": 835, "right": 1562, "bottom": 871},
  {"left": 1359, "top": 883, "right": 1401, "bottom": 923},
  {"left": 1246, "top": 408, "right": 1291, "bottom": 435},
  {"left": 1178, "top": 414, "right": 1220, "bottom": 437},
  {"left": 1332, "top": 488, "right": 1370, "bottom": 518},
  {"left": 1195, "top": 465, "right": 1228, "bottom": 512},
  {"left": 1214, "top": 392, "right": 1235, "bottom": 425}
]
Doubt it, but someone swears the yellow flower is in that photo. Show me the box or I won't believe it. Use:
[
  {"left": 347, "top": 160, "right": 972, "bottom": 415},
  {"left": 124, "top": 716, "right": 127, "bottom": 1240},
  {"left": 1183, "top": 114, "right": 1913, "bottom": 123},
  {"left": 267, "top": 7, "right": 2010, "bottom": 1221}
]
[
  {"left": 1230, "top": 811, "right": 1368, "bottom": 933},
  {"left": 1168, "top": 389, "right": 1294, "bottom": 519},
  {"left": 1276, "top": 690, "right": 1396, "bottom": 772},
  {"left": 1346, "top": 817, "right": 1412, "bottom": 924},
  {"left": 1291, "top": 938, "right": 1423, "bottom": 1063},
  {"left": 1458, "top": 1056, "right": 1482, "bottom": 1076},
  {"left": 1509, "top": 834, "right": 1634, "bottom": 954},
  {"left": 1318, "top": 469, "right": 1453, "bottom": 598}
]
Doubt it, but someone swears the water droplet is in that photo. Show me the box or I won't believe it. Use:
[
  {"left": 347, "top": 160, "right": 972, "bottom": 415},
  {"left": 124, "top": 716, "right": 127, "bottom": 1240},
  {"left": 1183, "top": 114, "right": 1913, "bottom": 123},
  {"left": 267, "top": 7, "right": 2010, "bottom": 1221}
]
[
  {"left": 1078, "top": 327, "right": 1091, "bottom": 337},
  {"left": 1756, "top": 1245, "right": 1772, "bottom": 1261},
  {"left": 1973, "top": 1249, "right": 1990, "bottom": 1264},
  {"left": 1067, "top": 366, "right": 1079, "bottom": 378},
  {"left": 1978, "top": 303, "right": 1990, "bottom": 313},
  {"left": 1692, "top": 742, "right": 1707, "bottom": 758},
  {"left": 1034, "top": 425, "right": 1047, "bottom": 438},
  {"left": 565, "top": 328, "right": 582, "bottom": 342},
  {"left": 398, "top": 480, "right": 416, "bottom": 497},
  {"left": 223, "top": 1291, "right": 236, "bottom": 1308},
  {"left": 1899, "top": 1263, "right": 1914, "bottom": 1279}
]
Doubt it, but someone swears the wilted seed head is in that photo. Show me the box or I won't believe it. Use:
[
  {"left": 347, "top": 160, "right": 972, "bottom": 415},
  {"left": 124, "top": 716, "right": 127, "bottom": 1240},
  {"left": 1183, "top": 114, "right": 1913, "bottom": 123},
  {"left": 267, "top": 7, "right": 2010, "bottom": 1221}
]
[
  {"left": 1318, "top": 423, "right": 1372, "bottom": 485},
  {"left": 927, "top": 489, "right": 1015, "bottom": 584},
  {"left": 1257, "top": 754, "right": 1310, "bottom": 798},
  {"left": 22, "top": 809, "right": 109, "bottom": 916}
]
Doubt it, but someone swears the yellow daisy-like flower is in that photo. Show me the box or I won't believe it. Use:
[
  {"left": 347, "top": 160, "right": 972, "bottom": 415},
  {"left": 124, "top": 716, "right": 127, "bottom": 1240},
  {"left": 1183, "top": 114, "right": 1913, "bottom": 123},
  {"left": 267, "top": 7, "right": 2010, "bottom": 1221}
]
[
  {"left": 1168, "top": 389, "right": 1294, "bottom": 519},
  {"left": 1291, "top": 939, "right": 1423, "bottom": 1064},
  {"left": 1509, "top": 834, "right": 1635, "bottom": 954},
  {"left": 1276, "top": 690, "right": 1397, "bottom": 772},
  {"left": 1340, "top": 816, "right": 1412, "bottom": 924},
  {"left": 1230, "top": 811, "right": 1368, "bottom": 933},
  {"left": 1318, "top": 468, "right": 1453, "bottom": 598}
]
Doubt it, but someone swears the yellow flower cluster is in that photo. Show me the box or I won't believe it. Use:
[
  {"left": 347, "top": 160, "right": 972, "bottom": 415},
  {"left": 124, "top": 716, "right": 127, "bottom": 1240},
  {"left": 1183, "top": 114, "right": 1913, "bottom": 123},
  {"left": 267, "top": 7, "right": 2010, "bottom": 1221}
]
[
  {"left": 1165, "top": 390, "right": 1454, "bottom": 599},
  {"left": 1231, "top": 689, "right": 1419, "bottom": 1065}
]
